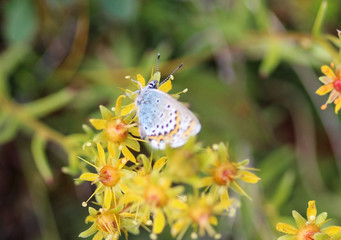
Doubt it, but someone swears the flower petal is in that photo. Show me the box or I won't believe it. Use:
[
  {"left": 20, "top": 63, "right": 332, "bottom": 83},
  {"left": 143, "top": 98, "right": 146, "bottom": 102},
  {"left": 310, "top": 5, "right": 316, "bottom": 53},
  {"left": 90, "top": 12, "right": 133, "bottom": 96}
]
[
  {"left": 239, "top": 170, "right": 261, "bottom": 183},
  {"left": 124, "top": 138, "right": 140, "bottom": 152},
  {"left": 108, "top": 142, "right": 120, "bottom": 162},
  {"left": 313, "top": 232, "right": 330, "bottom": 240},
  {"left": 93, "top": 231, "right": 103, "bottom": 240},
  {"left": 209, "top": 216, "right": 218, "bottom": 225},
  {"left": 137, "top": 74, "right": 146, "bottom": 88},
  {"left": 198, "top": 176, "right": 214, "bottom": 187},
  {"left": 322, "top": 226, "right": 341, "bottom": 236},
  {"left": 318, "top": 76, "right": 333, "bottom": 84},
  {"left": 171, "top": 219, "right": 187, "bottom": 237},
  {"left": 120, "top": 193, "right": 143, "bottom": 204},
  {"left": 89, "top": 119, "right": 107, "bottom": 130},
  {"left": 103, "top": 187, "right": 112, "bottom": 209},
  {"left": 335, "top": 96, "right": 341, "bottom": 113},
  {"left": 88, "top": 207, "right": 98, "bottom": 216},
  {"left": 276, "top": 223, "right": 298, "bottom": 234},
  {"left": 122, "top": 145, "right": 136, "bottom": 163},
  {"left": 327, "top": 89, "right": 340, "bottom": 104},
  {"left": 79, "top": 222, "right": 97, "bottom": 238},
  {"left": 115, "top": 95, "right": 126, "bottom": 117},
  {"left": 321, "top": 65, "right": 336, "bottom": 79},
  {"left": 158, "top": 79, "right": 172, "bottom": 93},
  {"left": 307, "top": 200, "right": 317, "bottom": 222},
  {"left": 278, "top": 235, "right": 297, "bottom": 240},
  {"left": 97, "top": 143, "right": 106, "bottom": 166},
  {"left": 316, "top": 83, "right": 334, "bottom": 95},
  {"left": 231, "top": 181, "right": 251, "bottom": 200},
  {"left": 100, "top": 105, "right": 114, "bottom": 120},
  {"left": 79, "top": 172, "right": 98, "bottom": 181},
  {"left": 129, "top": 126, "right": 140, "bottom": 137},
  {"left": 121, "top": 102, "right": 136, "bottom": 116},
  {"left": 168, "top": 198, "right": 187, "bottom": 210},
  {"left": 315, "top": 212, "right": 328, "bottom": 227},
  {"left": 153, "top": 157, "right": 167, "bottom": 172},
  {"left": 153, "top": 208, "right": 166, "bottom": 234},
  {"left": 292, "top": 210, "right": 306, "bottom": 229}
]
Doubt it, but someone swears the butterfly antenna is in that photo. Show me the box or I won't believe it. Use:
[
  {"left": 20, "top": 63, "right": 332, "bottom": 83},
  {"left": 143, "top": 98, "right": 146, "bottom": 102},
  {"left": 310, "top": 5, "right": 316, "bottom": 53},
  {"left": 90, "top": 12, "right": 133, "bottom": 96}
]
[
  {"left": 156, "top": 53, "right": 161, "bottom": 73},
  {"left": 159, "top": 63, "right": 183, "bottom": 86}
]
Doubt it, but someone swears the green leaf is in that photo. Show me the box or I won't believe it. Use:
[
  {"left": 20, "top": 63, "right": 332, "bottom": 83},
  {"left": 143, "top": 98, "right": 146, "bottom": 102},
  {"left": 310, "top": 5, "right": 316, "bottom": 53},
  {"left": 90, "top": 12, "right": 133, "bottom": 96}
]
[
  {"left": 24, "top": 89, "right": 75, "bottom": 118},
  {"left": 271, "top": 170, "right": 296, "bottom": 208},
  {"left": 3, "top": 0, "right": 38, "bottom": 43},
  {"left": 31, "top": 134, "right": 53, "bottom": 184},
  {"left": 259, "top": 39, "right": 281, "bottom": 77},
  {"left": 312, "top": 0, "right": 327, "bottom": 37},
  {"left": 0, "top": 111, "right": 19, "bottom": 144}
]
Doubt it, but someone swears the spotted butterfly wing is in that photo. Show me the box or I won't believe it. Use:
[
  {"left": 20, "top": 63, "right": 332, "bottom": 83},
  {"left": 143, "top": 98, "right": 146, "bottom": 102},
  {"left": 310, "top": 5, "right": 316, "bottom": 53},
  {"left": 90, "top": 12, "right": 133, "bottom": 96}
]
[{"left": 136, "top": 83, "right": 201, "bottom": 149}]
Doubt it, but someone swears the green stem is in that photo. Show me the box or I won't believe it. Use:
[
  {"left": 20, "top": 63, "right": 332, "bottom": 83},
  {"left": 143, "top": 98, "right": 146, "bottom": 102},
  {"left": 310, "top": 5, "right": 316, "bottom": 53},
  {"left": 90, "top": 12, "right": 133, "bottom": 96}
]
[{"left": 1, "top": 96, "right": 68, "bottom": 150}]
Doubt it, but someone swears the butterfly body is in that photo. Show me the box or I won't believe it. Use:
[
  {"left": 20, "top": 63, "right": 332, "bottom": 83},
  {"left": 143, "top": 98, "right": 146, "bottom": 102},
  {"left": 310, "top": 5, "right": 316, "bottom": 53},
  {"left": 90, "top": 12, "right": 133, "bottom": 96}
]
[{"left": 136, "top": 80, "right": 201, "bottom": 149}]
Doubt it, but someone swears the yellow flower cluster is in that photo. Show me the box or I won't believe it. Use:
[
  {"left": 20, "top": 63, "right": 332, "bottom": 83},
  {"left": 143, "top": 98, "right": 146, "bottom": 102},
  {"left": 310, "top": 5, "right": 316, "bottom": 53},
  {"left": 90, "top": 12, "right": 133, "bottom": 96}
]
[{"left": 77, "top": 66, "right": 260, "bottom": 240}]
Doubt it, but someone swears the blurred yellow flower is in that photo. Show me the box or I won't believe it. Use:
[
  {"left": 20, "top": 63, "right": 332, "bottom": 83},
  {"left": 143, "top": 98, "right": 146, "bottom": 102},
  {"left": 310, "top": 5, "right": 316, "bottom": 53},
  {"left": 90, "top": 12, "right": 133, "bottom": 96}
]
[
  {"left": 200, "top": 143, "right": 260, "bottom": 207},
  {"left": 120, "top": 154, "right": 184, "bottom": 238},
  {"left": 79, "top": 204, "right": 139, "bottom": 240},
  {"left": 276, "top": 200, "right": 341, "bottom": 240},
  {"left": 89, "top": 96, "right": 140, "bottom": 163},
  {"left": 171, "top": 194, "right": 225, "bottom": 240},
  {"left": 316, "top": 63, "right": 341, "bottom": 114}
]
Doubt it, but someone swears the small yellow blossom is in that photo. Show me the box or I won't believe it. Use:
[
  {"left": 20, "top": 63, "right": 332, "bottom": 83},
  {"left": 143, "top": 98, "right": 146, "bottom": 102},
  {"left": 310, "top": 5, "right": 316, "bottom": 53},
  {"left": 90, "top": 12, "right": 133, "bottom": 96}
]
[
  {"left": 89, "top": 96, "right": 140, "bottom": 163},
  {"left": 120, "top": 154, "right": 184, "bottom": 237},
  {"left": 78, "top": 143, "right": 135, "bottom": 209},
  {"left": 79, "top": 204, "right": 139, "bottom": 240},
  {"left": 200, "top": 143, "right": 260, "bottom": 207},
  {"left": 164, "top": 137, "right": 210, "bottom": 184},
  {"left": 316, "top": 63, "right": 341, "bottom": 114},
  {"left": 276, "top": 200, "right": 341, "bottom": 240},
  {"left": 171, "top": 193, "right": 225, "bottom": 240}
]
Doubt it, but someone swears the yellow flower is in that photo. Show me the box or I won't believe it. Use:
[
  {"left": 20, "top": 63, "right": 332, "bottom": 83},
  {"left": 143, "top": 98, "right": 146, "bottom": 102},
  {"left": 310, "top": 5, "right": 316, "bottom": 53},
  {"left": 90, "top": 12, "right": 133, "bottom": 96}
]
[
  {"left": 164, "top": 137, "right": 209, "bottom": 184},
  {"left": 79, "top": 205, "right": 139, "bottom": 240},
  {"left": 171, "top": 194, "right": 225, "bottom": 240},
  {"left": 79, "top": 143, "right": 135, "bottom": 209},
  {"left": 200, "top": 143, "right": 260, "bottom": 207},
  {"left": 316, "top": 63, "right": 341, "bottom": 113},
  {"left": 89, "top": 96, "right": 140, "bottom": 163},
  {"left": 120, "top": 154, "right": 184, "bottom": 238},
  {"left": 276, "top": 200, "right": 341, "bottom": 240}
]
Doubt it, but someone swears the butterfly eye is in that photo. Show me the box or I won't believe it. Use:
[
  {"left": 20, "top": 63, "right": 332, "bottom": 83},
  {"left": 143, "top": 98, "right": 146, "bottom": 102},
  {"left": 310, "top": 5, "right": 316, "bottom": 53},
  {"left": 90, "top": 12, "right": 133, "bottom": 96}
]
[{"left": 148, "top": 80, "right": 158, "bottom": 89}]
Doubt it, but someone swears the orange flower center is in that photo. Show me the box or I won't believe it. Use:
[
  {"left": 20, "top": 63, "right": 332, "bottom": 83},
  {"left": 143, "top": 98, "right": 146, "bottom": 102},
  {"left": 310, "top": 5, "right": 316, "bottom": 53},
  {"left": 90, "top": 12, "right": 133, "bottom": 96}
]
[
  {"left": 333, "top": 79, "right": 341, "bottom": 92},
  {"left": 213, "top": 162, "right": 237, "bottom": 185},
  {"left": 99, "top": 166, "right": 120, "bottom": 187},
  {"left": 105, "top": 118, "right": 129, "bottom": 143},
  {"left": 189, "top": 204, "right": 211, "bottom": 227},
  {"left": 96, "top": 211, "right": 120, "bottom": 233},
  {"left": 297, "top": 225, "right": 320, "bottom": 240},
  {"left": 144, "top": 185, "right": 168, "bottom": 207}
]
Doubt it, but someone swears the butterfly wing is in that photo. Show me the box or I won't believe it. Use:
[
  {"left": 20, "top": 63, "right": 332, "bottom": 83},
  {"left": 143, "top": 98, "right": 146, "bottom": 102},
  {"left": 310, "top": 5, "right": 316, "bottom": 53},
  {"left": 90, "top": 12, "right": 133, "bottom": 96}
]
[{"left": 137, "top": 89, "right": 201, "bottom": 149}]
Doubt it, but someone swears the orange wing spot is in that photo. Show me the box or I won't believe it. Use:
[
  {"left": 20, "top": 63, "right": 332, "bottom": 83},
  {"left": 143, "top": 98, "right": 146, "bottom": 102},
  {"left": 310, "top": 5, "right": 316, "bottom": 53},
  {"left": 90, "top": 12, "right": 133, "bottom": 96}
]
[
  {"left": 168, "top": 110, "right": 181, "bottom": 139},
  {"left": 181, "top": 120, "right": 195, "bottom": 138},
  {"left": 148, "top": 134, "right": 165, "bottom": 145},
  {"left": 147, "top": 111, "right": 182, "bottom": 146}
]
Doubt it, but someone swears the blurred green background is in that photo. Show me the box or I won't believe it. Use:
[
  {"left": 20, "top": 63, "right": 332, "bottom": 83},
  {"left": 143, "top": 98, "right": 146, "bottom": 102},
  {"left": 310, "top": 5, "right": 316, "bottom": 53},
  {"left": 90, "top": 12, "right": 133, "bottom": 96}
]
[{"left": 1, "top": 0, "right": 341, "bottom": 239}]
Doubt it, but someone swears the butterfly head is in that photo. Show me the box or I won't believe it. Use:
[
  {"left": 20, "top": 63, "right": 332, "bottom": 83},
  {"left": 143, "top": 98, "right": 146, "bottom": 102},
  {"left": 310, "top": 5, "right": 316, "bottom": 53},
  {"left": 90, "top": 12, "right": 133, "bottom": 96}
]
[{"left": 146, "top": 80, "right": 158, "bottom": 89}]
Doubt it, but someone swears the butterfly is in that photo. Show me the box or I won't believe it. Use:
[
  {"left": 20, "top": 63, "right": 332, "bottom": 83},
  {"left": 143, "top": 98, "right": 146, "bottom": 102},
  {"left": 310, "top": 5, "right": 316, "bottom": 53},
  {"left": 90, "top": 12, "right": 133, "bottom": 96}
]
[{"left": 134, "top": 54, "right": 201, "bottom": 150}]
